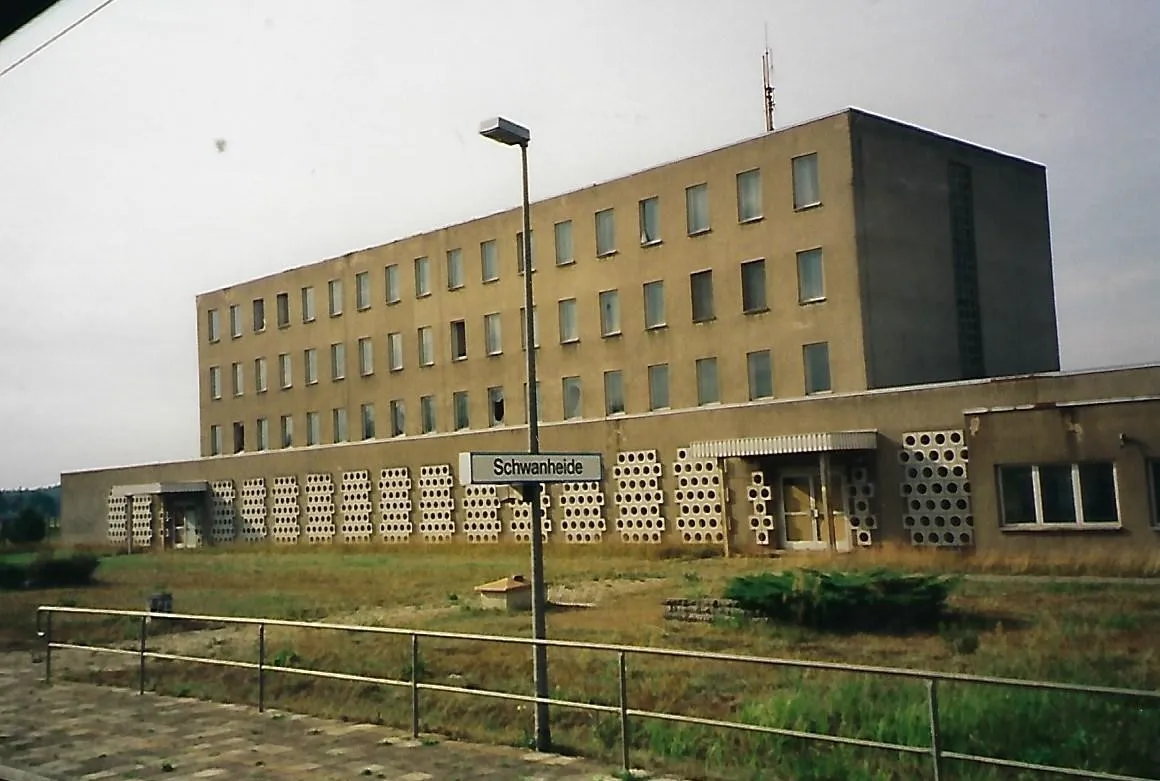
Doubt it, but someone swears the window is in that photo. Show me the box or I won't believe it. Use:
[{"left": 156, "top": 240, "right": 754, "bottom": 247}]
[
  {"left": 332, "top": 407, "right": 348, "bottom": 443},
  {"left": 554, "top": 220, "right": 573, "bottom": 265},
  {"left": 358, "top": 337, "right": 374, "bottom": 376},
  {"left": 792, "top": 152, "right": 821, "bottom": 209},
  {"left": 420, "top": 395, "right": 436, "bottom": 434},
  {"left": 797, "top": 249, "right": 826, "bottom": 303},
  {"left": 280, "top": 415, "right": 293, "bottom": 448},
  {"left": 254, "top": 357, "right": 268, "bottom": 393},
  {"left": 256, "top": 418, "right": 269, "bottom": 451},
  {"left": 231, "top": 362, "right": 243, "bottom": 396},
  {"left": 453, "top": 391, "right": 469, "bottom": 430},
  {"left": 450, "top": 320, "right": 467, "bottom": 360},
  {"left": 481, "top": 239, "right": 499, "bottom": 282},
  {"left": 330, "top": 342, "right": 345, "bottom": 381},
  {"left": 328, "top": 279, "right": 343, "bottom": 316},
  {"left": 484, "top": 313, "right": 502, "bottom": 355},
  {"left": 355, "top": 271, "right": 370, "bottom": 310},
  {"left": 207, "top": 309, "right": 220, "bottom": 342},
  {"left": 595, "top": 208, "right": 616, "bottom": 256},
  {"left": 277, "top": 353, "right": 291, "bottom": 389},
  {"left": 803, "top": 342, "right": 831, "bottom": 394},
  {"left": 558, "top": 299, "right": 579, "bottom": 343},
  {"left": 414, "top": 256, "right": 431, "bottom": 297},
  {"left": 276, "top": 293, "right": 290, "bottom": 327},
  {"left": 562, "top": 376, "right": 582, "bottom": 419},
  {"left": 639, "top": 197, "right": 660, "bottom": 244},
  {"left": 520, "top": 306, "right": 540, "bottom": 350},
  {"left": 741, "top": 259, "right": 768, "bottom": 313},
  {"left": 736, "top": 169, "right": 763, "bottom": 222},
  {"left": 599, "top": 290, "right": 621, "bottom": 336},
  {"left": 389, "top": 400, "right": 404, "bottom": 437},
  {"left": 417, "top": 326, "right": 434, "bottom": 366},
  {"left": 229, "top": 304, "right": 242, "bottom": 338},
  {"left": 686, "top": 183, "right": 709, "bottom": 234},
  {"left": 252, "top": 299, "right": 265, "bottom": 332},
  {"left": 385, "top": 264, "right": 400, "bottom": 303},
  {"left": 209, "top": 366, "right": 221, "bottom": 400},
  {"left": 447, "top": 248, "right": 464, "bottom": 290},
  {"left": 305, "top": 411, "right": 320, "bottom": 446},
  {"left": 648, "top": 364, "right": 669, "bottom": 411},
  {"left": 696, "top": 357, "right": 719, "bottom": 405},
  {"left": 999, "top": 463, "right": 1120, "bottom": 527},
  {"left": 747, "top": 350, "right": 773, "bottom": 400},
  {"left": 643, "top": 281, "right": 665, "bottom": 329},
  {"left": 604, "top": 370, "right": 624, "bottom": 415},
  {"left": 304, "top": 348, "right": 318, "bottom": 385},
  {"left": 488, "top": 386, "right": 505, "bottom": 426},
  {"left": 516, "top": 230, "right": 535, "bottom": 274},
  {"left": 233, "top": 422, "right": 245, "bottom": 454},
  {"left": 361, "top": 403, "right": 376, "bottom": 440},
  {"left": 209, "top": 425, "right": 222, "bottom": 456},
  {"left": 690, "top": 270, "right": 715, "bottom": 322},
  {"left": 388, "top": 332, "right": 403, "bottom": 371},
  {"left": 301, "top": 286, "right": 315, "bottom": 322}
]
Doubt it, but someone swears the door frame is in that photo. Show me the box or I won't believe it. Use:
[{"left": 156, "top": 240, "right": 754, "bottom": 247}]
[{"left": 778, "top": 469, "right": 828, "bottom": 551}]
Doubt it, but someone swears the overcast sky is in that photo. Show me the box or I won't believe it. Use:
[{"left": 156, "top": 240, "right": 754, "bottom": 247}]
[{"left": 1, "top": 0, "right": 1158, "bottom": 489}]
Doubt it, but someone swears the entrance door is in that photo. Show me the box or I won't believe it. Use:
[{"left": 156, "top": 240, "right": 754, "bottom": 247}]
[{"left": 779, "top": 472, "right": 826, "bottom": 551}]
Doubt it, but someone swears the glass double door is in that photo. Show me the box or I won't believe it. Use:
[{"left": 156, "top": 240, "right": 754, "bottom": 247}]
[{"left": 778, "top": 469, "right": 850, "bottom": 551}]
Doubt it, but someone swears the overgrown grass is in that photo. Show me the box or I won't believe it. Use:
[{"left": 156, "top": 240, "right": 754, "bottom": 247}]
[{"left": 8, "top": 543, "right": 1160, "bottom": 779}]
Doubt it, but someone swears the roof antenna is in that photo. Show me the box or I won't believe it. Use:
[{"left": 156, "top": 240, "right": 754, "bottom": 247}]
[{"left": 762, "top": 24, "right": 776, "bottom": 132}]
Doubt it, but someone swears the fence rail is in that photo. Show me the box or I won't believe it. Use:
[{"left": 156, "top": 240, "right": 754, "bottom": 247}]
[{"left": 35, "top": 605, "right": 1160, "bottom": 781}]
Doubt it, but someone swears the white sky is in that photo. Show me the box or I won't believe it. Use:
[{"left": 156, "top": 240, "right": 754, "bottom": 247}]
[{"left": 1, "top": 0, "right": 1158, "bottom": 488}]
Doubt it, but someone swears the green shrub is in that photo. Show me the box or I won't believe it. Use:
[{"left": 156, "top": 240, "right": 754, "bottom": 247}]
[
  {"left": 0, "top": 561, "right": 26, "bottom": 590},
  {"left": 25, "top": 553, "right": 101, "bottom": 588},
  {"left": 2, "top": 508, "right": 47, "bottom": 545},
  {"left": 723, "top": 569, "right": 960, "bottom": 632}
]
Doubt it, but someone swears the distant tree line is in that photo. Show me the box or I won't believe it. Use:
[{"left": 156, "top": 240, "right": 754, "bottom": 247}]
[{"left": 0, "top": 486, "right": 59, "bottom": 545}]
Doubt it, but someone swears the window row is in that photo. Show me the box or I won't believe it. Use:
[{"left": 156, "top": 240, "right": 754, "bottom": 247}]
[
  {"left": 998, "top": 462, "right": 1121, "bottom": 527},
  {"left": 204, "top": 154, "right": 823, "bottom": 343}
]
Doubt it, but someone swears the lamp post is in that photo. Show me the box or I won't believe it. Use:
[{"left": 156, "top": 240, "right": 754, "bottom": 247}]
[{"left": 479, "top": 115, "right": 550, "bottom": 752}]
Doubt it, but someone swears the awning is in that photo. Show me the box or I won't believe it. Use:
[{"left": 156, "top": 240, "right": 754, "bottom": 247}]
[
  {"left": 688, "top": 431, "right": 878, "bottom": 459},
  {"left": 110, "top": 481, "right": 209, "bottom": 498}
]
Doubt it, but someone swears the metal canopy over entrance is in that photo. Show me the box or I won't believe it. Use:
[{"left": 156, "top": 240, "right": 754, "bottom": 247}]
[
  {"left": 109, "top": 481, "right": 209, "bottom": 498},
  {"left": 687, "top": 430, "right": 878, "bottom": 459}
]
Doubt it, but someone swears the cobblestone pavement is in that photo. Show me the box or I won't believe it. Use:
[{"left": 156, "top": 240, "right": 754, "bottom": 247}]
[{"left": 0, "top": 653, "right": 675, "bottom": 781}]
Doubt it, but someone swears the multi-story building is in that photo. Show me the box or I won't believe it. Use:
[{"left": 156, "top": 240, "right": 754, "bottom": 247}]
[{"left": 60, "top": 108, "right": 1160, "bottom": 555}]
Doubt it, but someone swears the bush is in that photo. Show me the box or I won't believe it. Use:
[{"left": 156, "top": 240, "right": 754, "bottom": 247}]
[
  {"left": 2, "top": 508, "right": 47, "bottom": 545},
  {"left": 0, "top": 562, "right": 26, "bottom": 590},
  {"left": 723, "top": 568, "right": 960, "bottom": 632},
  {"left": 24, "top": 553, "right": 101, "bottom": 588}
]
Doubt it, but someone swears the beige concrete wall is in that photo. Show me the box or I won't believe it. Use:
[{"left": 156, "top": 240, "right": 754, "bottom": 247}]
[
  {"left": 850, "top": 111, "right": 1060, "bottom": 388},
  {"left": 63, "top": 366, "right": 1160, "bottom": 555}
]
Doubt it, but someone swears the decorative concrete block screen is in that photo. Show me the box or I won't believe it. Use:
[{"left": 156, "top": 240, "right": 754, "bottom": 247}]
[
  {"left": 419, "top": 464, "right": 456, "bottom": 542},
  {"left": 672, "top": 449, "right": 724, "bottom": 544},
  {"left": 377, "top": 467, "right": 412, "bottom": 542},
  {"left": 510, "top": 484, "right": 551, "bottom": 542},
  {"left": 558, "top": 482, "right": 605, "bottom": 543},
  {"left": 130, "top": 494, "right": 153, "bottom": 548},
  {"left": 614, "top": 450, "right": 665, "bottom": 543},
  {"left": 157, "top": 504, "right": 173, "bottom": 545},
  {"left": 238, "top": 478, "right": 269, "bottom": 542},
  {"left": 106, "top": 492, "right": 128, "bottom": 545},
  {"left": 210, "top": 480, "right": 237, "bottom": 544},
  {"left": 746, "top": 471, "right": 775, "bottom": 545},
  {"left": 899, "top": 430, "right": 973, "bottom": 546},
  {"left": 462, "top": 484, "right": 500, "bottom": 543},
  {"left": 269, "top": 476, "right": 301, "bottom": 544},
  {"left": 340, "top": 470, "right": 374, "bottom": 543},
  {"left": 846, "top": 467, "right": 877, "bottom": 547},
  {"left": 303, "top": 473, "right": 336, "bottom": 543}
]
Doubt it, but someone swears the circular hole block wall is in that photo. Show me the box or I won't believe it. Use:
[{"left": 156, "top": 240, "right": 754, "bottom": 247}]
[
  {"left": 463, "top": 484, "right": 501, "bottom": 543},
  {"left": 270, "top": 476, "right": 302, "bottom": 544},
  {"left": 558, "top": 481, "right": 606, "bottom": 543},
  {"left": 746, "top": 470, "right": 775, "bottom": 546},
  {"left": 898, "top": 430, "right": 974, "bottom": 548},
  {"left": 340, "top": 470, "right": 374, "bottom": 543},
  {"left": 238, "top": 478, "right": 269, "bottom": 542},
  {"left": 377, "top": 467, "right": 413, "bottom": 543},
  {"left": 130, "top": 494, "right": 154, "bottom": 548},
  {"left": 106, "top": 492, "right": 128, "bottom": 545},
  {"left": 614, "top": 450, "right": 665, "bottom": 544},
  {"left": 510, "top": 484, "right": 552, "bottom": 543},
  {"left": 304, "top": 473, "right": 337, "bottom": 543},
  {"left": 210, "top": 480, "right": 237, "bottom": 544},
  {"left": 844, "top": 466, "right": 878, "bottom": 548},
  {"left": 672, "top": 448, "right": 724, "bottom": 545},
  {"left": 419, "top": 464, "right": 456, "bottom": 542}
]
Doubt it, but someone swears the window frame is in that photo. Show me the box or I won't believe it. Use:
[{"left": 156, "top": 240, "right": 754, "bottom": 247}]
[
  {"left": 685, "top": 182, "right": 710, "bottom": 235},
  {"left": 554, "top": 220, "right": 574, "bottom": 266},
  {"left": 388, "top": 332, "right": 404, "bottom": 371},
  {"left": 279, "top": 415, "right": 293, "bottom": 449},
  {"left": 481, "top": 239, "right": 499, "bottom": 283},
  {"left": 361, "top": 402, "right": 376, "bottom": 440},
  {"left": 792, "top": 152, "right": 822, "bottom": 210},
  {"left": 207, "top": 309, "right": 220, "bottom": 343},
  {"left": 449, "top": 320, "right": 468, "bottom": 361},
  {"left": 797, "top": 247, "right": 826, "bottom": 304},
  {"left": 332, "top": 407, "right": 348, "bottom": 443},
  {"left": 252, "top": 298, "right": 265, "bottom": 333},
  {"left": 330, "top": 342, "right": 346, "bottom": 381},
  {"left": 276, "top": 292, "right": 290, "bottom": 328},
  {"left": 740, "top": 258, "right": 768, "bottom": 314},
  {"left": 690, "top": 269, "right": 715, "bottom": 323},
  {"left": 595, "top": 208, "right": 616, "bottom": 257},
  {"left": 254, "top": 356, "right": 268, "bottom": 393},
  {"left": 358, "top": 336, "right": 374, "bottom": 376},
  {"left": 643, "top": 280, "right": 666, "bottom": 330},
  {"left": 417, "top": 326, "right": 434, "bottom": 366},
  {"left": 803, "top": 341, "right": 832, "bottom": 395},
  {"left": 484, "top": 312, "right": 503, "bottom": 356},
  {"left": 736, "top": 168, "right": 763, "bottom": 223},
  {"left": 301, "top": 287, "right": 315, "bottom": 323},
  {"left": 639, "top": 196, "right": 661, "bottom": 246},
  {"left": 558, "top": 298, "right": 579, "bottom": 344},
  {"left": 414, "top": 256, "right": 431, "bottom": 298},
  {"left": 747, "top": 349, "right": 774, "bottom": 400},
  {"left": 209, "top": 366, "right": 222, "bottom": 400},
  {"left": 446, "top": 248, "right": 464, "bottom": 290},
  {"left": 385, "top": 264, "right": 401, "bottom": 304},
  {"left": 452, "top": 390, "right": 470, "bottom": 431},
  {"left": 278, "top": 353, "right": 292, "bottom": 389},
  {"left": 209, "top": 424, "right": 222, "bottom": 456},
  {"left": 562, "top": 376, "right": 582, "bottom": 420},
  {"left": 255, "top": 417, "right": 269, "bottom": 452},
  {"left": 998, "top": 463, "right": 1122, "bottom": 529},
  {"left": 355, "top": 271, "right": 371, "bottom": 311},
  {"left": 419, "top": 395, "right": 436, "bottom": 434},
  {"left": 598, "top": 289, "right": 621, "bottom": 337},
  {"left": 487, "top": 386, "right": 505, "bottom": 427},
  {"left": 327, "top": 279, "right": 343, "bottom": 317},
  {"left": 695, "top": 356, "right": 719, "bottom": 406},
  {"left": 305, "top": 411, "right": 320, "bottom": 446},
  {"left": 304, "top": 348, "right": 318, "bottom": 385},
  {"left": 648, "top": 363, "right": 669, "bottom": 411},
  {"left": 232, "top": 361, "right": 244, "bottom": 396},
  {"left": 389, "top": 399, "right": 405, "bottom": 437},
  {"left": 229, "top": 304, "right": 242, "bottom": 338},
  {"left": 603, "top": 370, "right": 625, "bottom": 416}
]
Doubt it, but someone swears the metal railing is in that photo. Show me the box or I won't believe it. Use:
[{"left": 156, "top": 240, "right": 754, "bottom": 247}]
[{"left": 35, "top": 605, "right": 1160, "bottom": 781}]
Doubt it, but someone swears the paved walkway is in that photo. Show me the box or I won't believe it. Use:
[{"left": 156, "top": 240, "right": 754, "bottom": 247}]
[{"left": 0, "top": 654, "right": 667, "bottom": 781}]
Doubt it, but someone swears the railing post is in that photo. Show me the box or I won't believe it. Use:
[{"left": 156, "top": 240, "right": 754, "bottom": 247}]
[
  {"left": 927, "top": 678, "right": 942, "bottom": 781},
  {"left": 43, "top": 611, "right": 53, "bottom": 685},
  {"left": 618, "top": 651, "right": 630, "bottom": 775},
  {"left": 258, "top": 623, "right": 266, "bottom": 713},
  {"left": 410, "top": 634, "right": 420, "bottom": 738},
  {"left": 138, "top": 615, "right": 147, "bottom": 696}
]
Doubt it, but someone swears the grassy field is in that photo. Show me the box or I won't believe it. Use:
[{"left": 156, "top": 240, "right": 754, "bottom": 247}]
[{"left": 4, "top": 543, "right": 1160, "bottom": 780}]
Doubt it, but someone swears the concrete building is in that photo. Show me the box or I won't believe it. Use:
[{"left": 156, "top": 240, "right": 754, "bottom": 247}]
[{"left": 60, "top": 108, "right": 1160, "bottom": 555}]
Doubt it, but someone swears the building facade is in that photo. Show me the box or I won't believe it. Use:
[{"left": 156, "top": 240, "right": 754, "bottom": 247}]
[{"left": 59, "top": 109, "right": 1160, "bottom": 555}]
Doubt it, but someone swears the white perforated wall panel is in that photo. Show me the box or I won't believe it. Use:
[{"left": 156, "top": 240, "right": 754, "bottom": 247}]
[
  {"left": 558, "top": 482, "right": 605, "bottom": 543},
  {"left": 210, "top": 480, "right": 237, "bottom": 544},
  {"left": 304, "top": 473, "right": 336, "bottom": 543},
  {"left": 419, "top": 465, "right": 456, "bottom": 542},
  {"left": 845, "top": 466, "right": 877, "bottom": 547},
  {"left": 377, "top": 467, "right": 412, "bottom": 542},
  {"left": 463, "top": 485, "right": 500, "bottom": 543},
  {"left": 238, "top": 478, "right": 269, "bottom": 542},
  {"left": 614, "top": 450, "right": 664, "bottom": 543},
  {"left": 510, "top": 485, "right": 552, "bottom": 543},
  {"left": 746, "top": 471, "right": 775, "bottom": 545},
  {"left": 106, "top": 492, "right": 128, "bottom": 545},
  {"left": 130, "top": 495, "right": 153, "bottom": 548},
  {"left": 899, "top": 430, "right": 973, "bottom": 547},
  {"left": 269, "top": 476, "right": 301, "bottom": 544},
  {"left": 340, "top": 470, "right": 374, "bottom": 543},
  {"left": 672, "top": 449, "right": 723, "bottom": 544}
]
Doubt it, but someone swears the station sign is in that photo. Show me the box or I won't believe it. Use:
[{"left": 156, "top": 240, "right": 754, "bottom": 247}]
[{"left": 458, "top": 451, "right": 603, "bottom": 485}]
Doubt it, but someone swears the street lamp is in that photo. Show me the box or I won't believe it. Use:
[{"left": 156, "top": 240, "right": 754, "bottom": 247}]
[{"left": 479, "top": 115, "right": 551, "bottom": 752}]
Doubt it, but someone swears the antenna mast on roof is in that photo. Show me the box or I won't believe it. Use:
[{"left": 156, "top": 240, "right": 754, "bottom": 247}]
[{"left": 762, "top": 24, "right": 776, "bottom": 132}]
